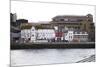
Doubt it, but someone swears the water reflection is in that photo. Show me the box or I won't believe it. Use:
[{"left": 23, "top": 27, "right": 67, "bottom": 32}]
[{"left": 11, "top": 49, "right": 95, "bottom": 66}]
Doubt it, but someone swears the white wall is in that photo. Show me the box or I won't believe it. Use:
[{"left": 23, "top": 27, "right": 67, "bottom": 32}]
[
  {"left": 21, "top": 30, "right": 25, "bottom": 38},
  {"left": 21, "top": 29, "right": 31, "bottom": 39},
  {"left": 30, "top": 26, "right": 36, "bottom": 42},
  {"left": 21, "top": 27, "right": 55, "bottom": 42},
  {"left": 65, "top": 31, "right": 74, "bottom": 41},
  {"left": 73, "top": 32, "right": 88, "bottom": 42},
  {"left": 37, "top": 29, "right": 55, "bottom": 40}
]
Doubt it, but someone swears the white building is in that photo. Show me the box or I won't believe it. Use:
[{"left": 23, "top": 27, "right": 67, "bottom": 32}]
[
  {"left": 73, "top": 31, "right": 88, "bottom": 42},
  {"left": 21, "top": 29, "right": 31, "bottom": 43},
  {"left": 21, "top": 26, "right": 55, "bottom": 43},
  {"left": 21, "top": 26, "right": 36, "bottom": 43},
  {"left": 21, "top": 25, "right": 88, "bottom": 43},
  {"left": 64, "top": 29, "right": 88, "bottom": 42},
  {"left": 64, "top": 30, "right": 74, "bottom": 42},
  {"left": 30, "top": 26, "right": 36, "bottom": 42},
  {"left": 37, "top": 29, "right": 55, "bottom": 40}
]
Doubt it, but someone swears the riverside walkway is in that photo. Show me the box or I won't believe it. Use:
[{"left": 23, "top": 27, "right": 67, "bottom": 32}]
[{"left": 76, "top": 55, "right": 95, "bottom": 63}]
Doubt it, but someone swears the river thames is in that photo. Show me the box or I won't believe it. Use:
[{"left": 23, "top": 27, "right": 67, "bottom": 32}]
[{"left": 11, "top": 49, "right": 95, "bottom": 66}]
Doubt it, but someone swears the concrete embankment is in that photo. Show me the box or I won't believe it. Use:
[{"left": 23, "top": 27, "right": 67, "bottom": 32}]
[{"left": 11, "top": 42, "right": 95, "bottom": 49}]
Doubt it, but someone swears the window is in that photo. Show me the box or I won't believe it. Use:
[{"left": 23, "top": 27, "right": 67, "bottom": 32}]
[
  {"left": 85, "top": 32, "right": 87, "bottom": 34},
  {"left": 84, "top": 24, "right": 86, "bottom": 30},
  {"left": 32, "top": 29, "right": 34, "bottom": 31},
  {"left": 32, "top": 35, "right": 34, "bottom": 37},
  {"left": 60, "top": 19, "right": 64, "bottom": 21},
  {"left": 70, "top": 36, "right": 72, "bottom": 39},
  {"left": 70, "top": 19, "right": 77, "bottom": 22},
  {"left": 88, "top": 19, "right": 92, "bottom": 22},
  {"left": 80, "top": 32, "right": 82, "bottom": 34},
  {"left": 65, "top": 19, "right": 68, "bottom": 21},
  {"left": 69, "top": 36, "right": 70, "bottom": 38},
  {"left": 77, "top": 19, "right": 83, "bottom": 22},
  {"left": 77, "top": 27, "right": 80, "bottom": 29},
  {"left": 75, "top": 32, "right": 77, "bottom": 34},
  {"left": 80, "top": 23, "right": 82, "bottom": 25}
]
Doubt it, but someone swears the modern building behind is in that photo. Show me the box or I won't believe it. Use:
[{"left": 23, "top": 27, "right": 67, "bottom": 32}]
[{"left": 38, "top": 14, "right": 95, "bottom": 42}]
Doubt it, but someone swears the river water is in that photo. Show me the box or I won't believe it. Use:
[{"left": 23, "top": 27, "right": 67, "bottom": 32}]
[{"left": 11, "top": 49, "right": 95, "bottom": 66}]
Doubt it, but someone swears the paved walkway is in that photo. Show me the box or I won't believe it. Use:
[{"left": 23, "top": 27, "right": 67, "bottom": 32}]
[{"left": 76, "top": 55, "right": 95, "bottom": 63}]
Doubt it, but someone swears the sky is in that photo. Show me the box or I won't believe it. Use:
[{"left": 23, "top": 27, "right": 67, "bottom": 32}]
[{"left": 11, "top": 0, "right": 96, "bottom": 23}]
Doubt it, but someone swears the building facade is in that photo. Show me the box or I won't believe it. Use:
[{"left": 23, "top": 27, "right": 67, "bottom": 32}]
[
  {"left": 37, "top": 29, "right": 55, "bottom": 40},
  {"left": 20, "top": 23, "right": 89, "bottom": 43},
  {"left": 64, "top": 30, "right": 74, "bottom": 42},
  {"left": 73, "top": 31, "right": 88, "bottom": 42},
  {"left": 38, "top": 14, "right": 95, "bottom": 42},
  {"left": 20, "top": 24, "right": 55, "bottom": 43},
  {"left": 20, "top": 14, "right": 95, "bottom": 43}
]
